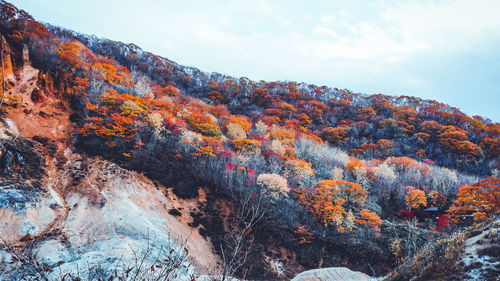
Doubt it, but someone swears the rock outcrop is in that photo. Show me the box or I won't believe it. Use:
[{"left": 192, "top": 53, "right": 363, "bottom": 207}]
[
  {"left": 291, "top": 267, "right": 374, "bottom": 281},
  {"left": 0, "top": 38, "right": 220, "bottom": 278}
]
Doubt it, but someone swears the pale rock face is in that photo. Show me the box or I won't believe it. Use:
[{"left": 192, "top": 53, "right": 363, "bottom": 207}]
[
  {"left": 291, "top": 267, "right": 374, "bottom": 281},
  {"left": 0, "top": 122, "right": 219, "bottom": 278},
  {"left": 22, "top": 44, "right": 30, "bottom": 65}
]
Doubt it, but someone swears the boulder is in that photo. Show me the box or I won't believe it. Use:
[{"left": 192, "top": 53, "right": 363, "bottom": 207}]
[{"left": 291, "top": 267, "right": 373, "bottom": 281}]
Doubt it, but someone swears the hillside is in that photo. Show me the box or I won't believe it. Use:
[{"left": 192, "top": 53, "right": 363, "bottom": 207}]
[
  {"left": 387, "top": 216, "right": 499, "bottom": 281},
  {"left": 0, "top": 1, "right": 499, "bottom": 280}
]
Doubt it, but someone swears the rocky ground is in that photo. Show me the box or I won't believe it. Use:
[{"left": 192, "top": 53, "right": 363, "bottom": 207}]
[{"left": 0, "top": 50, "right": 221, "bottom": 279}]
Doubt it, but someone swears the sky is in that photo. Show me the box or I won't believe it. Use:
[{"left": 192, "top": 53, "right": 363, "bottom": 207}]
[{"left": 10, "top": 0, "right": 500, "bottom": 121}]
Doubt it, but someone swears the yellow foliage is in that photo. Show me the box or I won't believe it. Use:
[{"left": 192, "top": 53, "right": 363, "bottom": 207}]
[
  {"left": 186, "top": 112, "right": 222, "bottom": 138},
  {"left": 405, "top": 186, "right": 427, "bottom": 211},
  {"left": 120, "top": 100, "right": 148, "bottom": 117},
  {"left": 232, "top": 138, "right": 261, "bottom": 152},
  {"left": 192, "top": 146, "right": 216, "bottom": 158},
  {"left": 269, "top": 127, "right": 295, "bottom": 146}
]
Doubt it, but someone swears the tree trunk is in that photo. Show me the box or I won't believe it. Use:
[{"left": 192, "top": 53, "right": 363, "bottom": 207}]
[{"left": 318, "top": 220, "right": 327, "bottom": 268}]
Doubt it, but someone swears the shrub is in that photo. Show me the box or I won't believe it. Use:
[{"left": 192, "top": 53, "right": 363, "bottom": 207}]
[
  {"left": 185, "top": 112, "right": 222, "bottom": 138},
  {"left": 226, "top": 122, "right": 246, "bottom": 139},
  {"left": 147, "top": 112, "right": 164, "bottom": 132},
  {"left": 232, "top": 139, "right": 261, "bottom": 152},
  {"left": 284, "top": 158, "right": 314, "bottom": 178},
  {"left": 257, "top": 173, "right": 289, "bottom": 197}
]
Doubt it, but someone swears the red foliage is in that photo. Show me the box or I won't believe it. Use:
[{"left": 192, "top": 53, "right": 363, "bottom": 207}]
[
  {"left": 219, "top": 150, "right": 233, "bottom": 159},
  {"left": 436, "top": 215, "right": 449, "bottom": 231},
  {"left": 399, "top": 209, "right": 415, "bottom": 219}
]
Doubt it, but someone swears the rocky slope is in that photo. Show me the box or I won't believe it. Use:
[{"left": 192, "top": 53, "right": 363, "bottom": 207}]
[
  {"left": 386, "top": 216, "right": 499, "bottom": 281},
  {"left": 0, "top": 45, "right": 220, "bottom": 279}
]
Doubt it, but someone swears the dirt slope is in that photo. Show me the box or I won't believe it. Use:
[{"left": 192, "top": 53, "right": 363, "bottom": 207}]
[{"left": 0, "top": 47, "right": 220, "bottom": 278}]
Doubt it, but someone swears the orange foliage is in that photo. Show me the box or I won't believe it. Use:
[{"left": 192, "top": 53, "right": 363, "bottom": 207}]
[
  {"left": 298, "top": 113, "right": 312, "bottom": 128},
  {"left": 232, "top": 138, "right": 261, "bottom": 152},
  {"left": 428, "top": 190, "right": 447, "bottom": 207},
  {"left": 386, "top": 157, "right": 420, "bottom": 173},
  {"left": 208, "top": 90, "right": 224, "bottom": 103},
  {"left": 355, "top": 209, "right": 382, "bottom": 233},
  {"left": 295, "top": 186, "right": 346, "bottom": 231},
  {"left": 192, "top": 146, "right": 216, "bottom": 158},
  {"left": 280, "top": 102, "right": 297, "bottom": 115},
  {"left": 314, "top": 179, "right": 367, "bottom": 208},
  {"left": 294, "top": 225, "right": 313, "bottom": 244},
  {"left": 393, "top": 106, "right": 419, "bottom": 125},
  {"left": 321, "top": 126, "right": 349, "bottom": 145},
  {"left": 296, "top": 179, "right": 378, "bottom": 233},
  {"left": 447, "top": 177, "right": 500, "bottom": 224},
  {"left": 415, "top": 148, "right": 426, "bottom": 161},
  {"left": 94, "top": 59, "right": 131, "bottom": 86},
  {"left": 202, "top": 137, "right": 223, "bottom": 152},
  {"left": 299, "top": 132, "right": 323, "bottom": 144},
  {"left": 297, "top": 100, "right": 329, "bottom": 121},
  {"left": 185, "top": 112, "right": 222, "bottom": 138},
  {"left": 439, "top": 126, "right": 482, "bottom": 159},
  {"left": 420, "top": 120, "right": 444, "bottom": 136},
  {"left": 358, "top": 107, "right": 376, "bottom": 120},
  {"left": 269, "top": 127, "right": 295, "bottom": 146},
  {"left": 80, "top": 110, "right": 136, "bottom": 145},
  {"left": 155, "top": 85, "right": 180, "bottom": 99},
  {"left": 379, "top": 118, "right": 397, "bottom": 128},
  {"left": 414, "top": 132, "right": 430, "bottom": 144},
  {"left": 58, "top": 41, "right": 83, "bottom": 68},
  {"left": 346, "top": 158, "right": 366, "bottom": 174},
  {"left": 480, "top": 137, "right": 500, "bottom": 159},
  {"left": 72, "top": 77, "right": 89, "bottom": 96},
  {"left": 405, "top": 186, "right": 427, "bottom": 212},
  {"left": 224, "top": 115, "right": 252, "bottom": 133},
  {"left": 376, "top": 139, "right": 393, "bottom": 158}
]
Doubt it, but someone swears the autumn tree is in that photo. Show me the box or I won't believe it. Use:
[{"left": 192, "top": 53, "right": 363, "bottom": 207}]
[
  {"left": 94, "top": 60, "right": 131, "bottom": 86},
  {"left": 296, "top": 179, "right": 377, "bottom": 232},
  {"left": 284, "top": 158, "right": 314, "bottom": 179},
  {"left": 376, "top": 139, "right": 393, "bottom": 158},
  {"left": 447, "top": 176, "right": 500, "bottom": 224},
  {"left": 355, "top": 209, "right": 382, "bottom": 233},
  {"left": 296, "top": 179, "right": 380, "bottom": 267},
  {"left": 480, "top": 137, "right": 500, "bottom": 160},
  {"left": 224, "top": 115, "right": 252, "bottom": 134},
  {"left": 208, "top": 90, "right": 224, "bottom": 103},
  {"left": 185, "top": 112, "right": 222, "bottom": 138},
  {"left": 427, "top": 190, "right": 446, "bottom": 207},
  {"left": 358, "top": 106, "right": 376, "bottom": 120},
  {"left": 58, "top": 41, "right": 84, "bottom": 69},
  {"left": 252, "top": 87, "right": 269, "bottom": 106},
  {"left": 232, "top": 139, "right": 261, "bottom": 153},
  {"left": 321, "top": 126, "right": 349, "bottom": 146},
  {"left": 405, "top": 186, "right": 427, "bottom": 212},
  {"left": 298, "top": 113, "right": 312, "bottom": 128}
]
